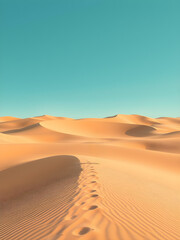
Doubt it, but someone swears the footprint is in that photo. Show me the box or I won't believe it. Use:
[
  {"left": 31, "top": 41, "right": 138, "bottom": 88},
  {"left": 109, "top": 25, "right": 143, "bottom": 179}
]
[
  {"left": 90, "top": 190, "right": 96, "bottom": 193},
  {"left": 89, "top": 205, "right": 98, "bottom": 210},
  {"left": 91, "top": 181, "right": 96, "bottom": 183},
  {"left": 91, "top": 194, "right": 98, "bottom": 198},
  {"left": 79, "top": 227, "right": 91, "bottom": 235}
]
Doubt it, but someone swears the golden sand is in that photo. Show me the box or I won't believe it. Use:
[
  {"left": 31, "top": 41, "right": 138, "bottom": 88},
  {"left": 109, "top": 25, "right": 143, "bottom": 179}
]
[{"left": 0, "top": 114, "right": 180, "bottom": 239}]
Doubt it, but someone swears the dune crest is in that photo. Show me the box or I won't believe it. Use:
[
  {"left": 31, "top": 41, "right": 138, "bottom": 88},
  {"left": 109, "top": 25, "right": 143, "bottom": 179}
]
[{"left": 0, "top": 114, "right": 180, "bottom": 240}]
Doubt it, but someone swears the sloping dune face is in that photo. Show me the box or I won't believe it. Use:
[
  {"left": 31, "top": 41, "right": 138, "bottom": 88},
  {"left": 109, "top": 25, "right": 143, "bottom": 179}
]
[
  {"left": 0, "top": 114, "right": 180, "bottom": 240},
  {"left": 0, "top": 116, "right": 21, "bottom": 123}
]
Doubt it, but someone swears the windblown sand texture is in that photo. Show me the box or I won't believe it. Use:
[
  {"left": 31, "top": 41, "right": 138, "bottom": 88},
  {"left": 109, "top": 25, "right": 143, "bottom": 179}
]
[{"left": 0, "top": 114, "right": 180, "bottom": 240}]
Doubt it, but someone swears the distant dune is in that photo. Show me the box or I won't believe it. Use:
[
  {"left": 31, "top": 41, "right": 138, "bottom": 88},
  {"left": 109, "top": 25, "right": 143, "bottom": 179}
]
[{"left": 0, "top": 114, "right": 180, "bottom": 240}]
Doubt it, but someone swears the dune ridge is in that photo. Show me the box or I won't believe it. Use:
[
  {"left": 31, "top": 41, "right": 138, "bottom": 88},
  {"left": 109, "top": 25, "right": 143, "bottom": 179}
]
[
  {"left": 0, "top": 155, "right": 81, "bottom": 201},
  {"left": 0, "top": 114, "right": 180, "bottom": 239}
]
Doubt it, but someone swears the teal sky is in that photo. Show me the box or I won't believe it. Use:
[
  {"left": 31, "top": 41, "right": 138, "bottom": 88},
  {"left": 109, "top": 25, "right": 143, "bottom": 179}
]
[{"left": 1, "top": 0, "right": 180, "bottom": 118}]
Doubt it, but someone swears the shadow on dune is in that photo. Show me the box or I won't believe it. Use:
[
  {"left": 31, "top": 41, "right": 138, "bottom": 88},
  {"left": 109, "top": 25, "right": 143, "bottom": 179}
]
[
  {"left": 0, "top": 118, "right": 40, "bottom": 133},
  {"left": 0, "top": 155, "right": 82, "bottom": 201},
  {"left": 2, "top": 123, "right": 40, "bottom": 134},
  {"left": 1, "top": 155, "right": 82, "bottom": 240},
  {"left": 126, "top": 125, "right": 156, "bottom": 137}
]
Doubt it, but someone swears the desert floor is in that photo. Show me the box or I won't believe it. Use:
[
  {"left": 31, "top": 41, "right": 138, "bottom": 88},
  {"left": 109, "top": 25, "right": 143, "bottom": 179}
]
[{"left": 0, "top": 114, "right": 180, "bottom": 240}]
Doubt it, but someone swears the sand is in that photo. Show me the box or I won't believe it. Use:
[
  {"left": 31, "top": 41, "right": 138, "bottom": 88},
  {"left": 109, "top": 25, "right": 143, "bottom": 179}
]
[{"left": 0, "top": 114, "right": 179, "bottom": 240}]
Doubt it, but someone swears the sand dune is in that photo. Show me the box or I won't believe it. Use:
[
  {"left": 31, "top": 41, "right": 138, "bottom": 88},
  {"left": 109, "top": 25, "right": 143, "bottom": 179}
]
[
  {"left": 0, "top": 155, "right": 81, "bottom": 201},
  {"left": 0, "top": 116, "right": 21, "bottom": 122},
  {"left": 0, "top": 118, "right": 40, "bottom": 132},
  {"left": 106, "top": 114, "right": 159, "bottom": 125},
  {"left": 2, "top": 123, "right": 86, "bottom": 143},
  {"left": 0, "top": 114, "right": 180, "bottom": 239}
]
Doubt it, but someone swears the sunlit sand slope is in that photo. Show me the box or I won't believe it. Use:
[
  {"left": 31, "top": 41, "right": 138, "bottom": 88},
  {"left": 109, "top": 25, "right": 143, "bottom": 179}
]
[{"left": 0, "top": 114, "right": 180, "bottom": 240}]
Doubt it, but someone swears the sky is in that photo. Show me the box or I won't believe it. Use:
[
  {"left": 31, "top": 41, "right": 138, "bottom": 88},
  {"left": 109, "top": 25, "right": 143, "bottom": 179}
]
[{"left": 0, "top": 0, "right": 180, "bottom": 118}]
